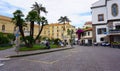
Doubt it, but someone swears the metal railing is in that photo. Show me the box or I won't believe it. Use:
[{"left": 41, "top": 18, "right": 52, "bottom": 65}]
[{"left": 109, "top": 29, "right": 120, "bottom": 34}]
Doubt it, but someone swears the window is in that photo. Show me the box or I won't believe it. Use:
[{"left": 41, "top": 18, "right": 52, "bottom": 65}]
[
  {"left": 83, "top": 32, "right": 86, "bottom": 36},
  {"left": 88, "top": 32, "right": 90, "bottom": 36},
  {"left": 57, "top": 30, "right": 59, "bottom": 32},
  {"left": 100, "top": 38, "right": 104, "bottom": 41},
  {"left": 97, "top": 28, "right": 106, "bottom": 34},
  {"left": 115, "top": 25, "right": 120, "bottom": 30},
  {"left": 2, "top": 25, "right": 5, "bottom": 32},
  {"left": 98, "top": 14, "right": 104, "bottom": 21},
  {"left": 111, "top": 3, "right": 118, "bottom": 17}
]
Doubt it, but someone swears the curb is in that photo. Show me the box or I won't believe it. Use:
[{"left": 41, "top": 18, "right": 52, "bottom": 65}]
[{"left": 6, "top": 47, "right": 73, "bottom": 58}]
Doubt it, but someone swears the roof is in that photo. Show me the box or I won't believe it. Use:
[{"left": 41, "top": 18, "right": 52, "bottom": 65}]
[
  {"left": 91, "top": 0, "right": 107, "bottom": 9},
  {"left": 0, "top": 15, "right": 12, "bottom": 22},
  {"left": 84, "top": 28, "right": 93, "bottom": 31},
  {"left": 84, "top": 21, "right": 92, "bottom": 25}
]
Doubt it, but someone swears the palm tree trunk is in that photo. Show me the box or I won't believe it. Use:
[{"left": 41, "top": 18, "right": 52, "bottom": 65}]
[
  {"left": 17, "top": 16, "right": 28, "bottom": 47},
  {"left": 19, "top": 26, "right": 28, "bottom": 47},
  {"left": 29, "top": 21, "right": 34, "bottom": 47},
  {"left": 35, "top": 22, "right": 44, "bottom": 41}
]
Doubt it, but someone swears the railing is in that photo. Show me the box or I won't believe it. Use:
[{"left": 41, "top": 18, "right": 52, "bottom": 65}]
[{"left": 109, "top": 29, "right": 120, "bottom": 34}]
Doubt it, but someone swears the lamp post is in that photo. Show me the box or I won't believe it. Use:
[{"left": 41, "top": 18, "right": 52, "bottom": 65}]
[{"left": 15, "top": 27, "right": 20, "bottom": 54}]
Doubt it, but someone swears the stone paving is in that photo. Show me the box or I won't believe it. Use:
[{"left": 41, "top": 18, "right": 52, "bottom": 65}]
[
  {"left": 1, "top": 45, "right": 120, "bottom": 71},
  {"left": 0, "top": 45, "right": 72, "bottom": 58}
]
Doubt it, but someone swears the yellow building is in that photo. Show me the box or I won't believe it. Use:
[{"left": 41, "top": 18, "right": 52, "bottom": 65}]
[
  {"left": 41, "top": 23, "right": 76, "bottom": 43},
  {"left": 0, "top": 15, "right": 14, "bottom": 34},
  {"left": 0, "top": 15, "right": 39, "bottom": 37},
  {"left": 0, "top": 15, "right": 76, "bottom": 43}
]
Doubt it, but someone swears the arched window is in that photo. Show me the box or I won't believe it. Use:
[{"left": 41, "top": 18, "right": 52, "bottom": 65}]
[
  {"left": 111, "top": 3, "right": 119, "bottom": 17},
  {"left": 2, "top": 25, "right": 5, "bottom": 32}
]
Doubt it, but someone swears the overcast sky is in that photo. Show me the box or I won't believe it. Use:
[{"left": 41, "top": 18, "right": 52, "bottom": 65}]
[{"left": 0, "top": 0, "right": 98, "bottom": 28}]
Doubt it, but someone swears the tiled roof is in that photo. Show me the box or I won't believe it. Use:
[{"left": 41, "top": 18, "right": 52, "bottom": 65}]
[
  {"left": 84, "top": 21, "right": 92, "bottom": 25},
  {"left": 84, "top": 28, "right": 92, "bottom": 31},
  {"left": 0, "top": 15, "right": 11, "bottom": 22}
]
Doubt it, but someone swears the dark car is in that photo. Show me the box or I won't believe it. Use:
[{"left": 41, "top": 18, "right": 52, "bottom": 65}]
[{"left": 101, "top": 42, "right": 110, "bottom": 46}]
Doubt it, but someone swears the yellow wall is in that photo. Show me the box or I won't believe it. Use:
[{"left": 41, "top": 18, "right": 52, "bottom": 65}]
[
  {"left": 41, "top": 23, "right": 76, "bottom": 42},
  {"left": 0, "top": 15, "right": 15, "bottom": 34},
  {"left": 0, "top": 15, "right": 76, "bottom": 42}
]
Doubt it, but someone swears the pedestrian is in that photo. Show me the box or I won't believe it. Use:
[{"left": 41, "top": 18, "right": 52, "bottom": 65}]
[{"left": 46, "top": 41, "right": 50, "bottom": 49}]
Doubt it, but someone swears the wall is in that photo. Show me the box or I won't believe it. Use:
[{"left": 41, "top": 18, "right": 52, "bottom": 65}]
[
  {"left": 107, "top": 0, "right": 120, "bottom": 20},
  {"left": 96, "top": 25, "right": 108, "bottom": 43},
  {"left": 92, "top": 7, "right": 107, "bottom": 24}
]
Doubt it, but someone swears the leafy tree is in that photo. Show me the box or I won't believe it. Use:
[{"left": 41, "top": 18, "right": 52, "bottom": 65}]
[
  {"left": 12, "top": 10, "right": 28, "bottom": 46},
  {"left": 7, "top": 33, "right": 15, "bottom": 41},
  {"left": 58, "top": 16, "right": 71, "bottom": 46},
  {"left": 26, "top": 10, "right": 39, "bottom": 47},
  {"left": 76, "top": 29, "right": 84, "bottom": 40},
  {"left": 31, "top": 2, "right": 48, "bottom": 41},
  {"left": 67, "top": 29, "right": 74, "bottom": 46},
  {"left": 35, "top": 16, "right": 48, "bottom": 41}
]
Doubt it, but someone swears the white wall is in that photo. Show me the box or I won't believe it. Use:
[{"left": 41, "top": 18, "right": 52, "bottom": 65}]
[
  {"left": 107, "top": 0, "right": 120, "bottom": 20},
  {"left": 92, "top": 0, "right": 106, "bottom": 7},
  {"left": 96, "top": 25, "right": 108, "bottom": 43},
  {"left": 92, "top": 7, "right": 107, "bottom": 24}
]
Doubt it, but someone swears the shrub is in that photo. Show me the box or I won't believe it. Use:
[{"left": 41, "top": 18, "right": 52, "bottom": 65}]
[
  {"left": 53, "top": 38, "right": 61, "bottom": 45},
  {"left": 0, "top": 33, "right": 9, "bottom": 44}
]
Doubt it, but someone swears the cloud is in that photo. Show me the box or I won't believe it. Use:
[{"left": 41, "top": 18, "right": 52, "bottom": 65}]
[
  {"left": 0, "top": 0, "right": 25, "bottom": 17},
  {"left": 0, "top": 0, "right": 98, "bottom": 27}
]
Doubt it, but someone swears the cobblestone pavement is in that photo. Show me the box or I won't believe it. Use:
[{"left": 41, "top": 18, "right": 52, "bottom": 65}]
[{"left": 1, "top": 45, "right": 120, "bottom": 71}]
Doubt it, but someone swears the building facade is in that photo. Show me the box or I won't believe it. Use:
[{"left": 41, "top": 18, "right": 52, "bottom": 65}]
[
  {"left": 0, "top": 15, "right": 76, "bottom": 43},
  {"left": 80, "top": 21, "right": 93, "bottom": 45},
  {"left": 91, "top": 0, "right": 120, "bottom": 45},
  {"left": 41, "top": 23, "right": 76, "bottom": 43},
  {"left": 0, "top": 15, "right": 15, "bottom": 34}
]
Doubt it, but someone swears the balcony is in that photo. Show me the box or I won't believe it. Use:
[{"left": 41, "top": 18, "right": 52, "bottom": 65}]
[{"left": 109, "top": 29, "right": 120, "bottom": 34}]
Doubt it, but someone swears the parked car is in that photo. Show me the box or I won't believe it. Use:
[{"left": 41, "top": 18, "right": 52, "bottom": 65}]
[
  {"left": 101, "top": 42, "right": 110, "bottom": 46},
  {"left": 94, "top": 42, "right": 98, "bottom": 46}
]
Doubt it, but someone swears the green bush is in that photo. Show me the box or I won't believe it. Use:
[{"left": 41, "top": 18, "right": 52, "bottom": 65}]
[
  {"left": 0, "top": 33, "right": 9, "bottom": 44},
  {"left": 7, "top": 33, "right": 15, "bottom": 41},
  {"left": 53, "top": 38, "right": 61, "bottom": 45}
]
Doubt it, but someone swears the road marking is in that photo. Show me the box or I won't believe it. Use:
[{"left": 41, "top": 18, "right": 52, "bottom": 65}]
[
  {"left": 0, "top": 63, "right": 4, "bottom": 66},
  {"left": 21, "top": 59, "right": 52, "bottom": 64},
  {"left": 21, "top": 54, "right": 72, "bottom": 64}
]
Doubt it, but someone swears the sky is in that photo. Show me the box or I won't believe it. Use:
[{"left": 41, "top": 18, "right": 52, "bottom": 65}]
[{"left": 0, "top": 0, "right": 98, "bottom": 28}]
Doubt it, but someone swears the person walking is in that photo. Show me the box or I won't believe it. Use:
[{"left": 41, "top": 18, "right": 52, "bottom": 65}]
[{"left": 46, "top": 41, "right": 50, "bottom": 49}]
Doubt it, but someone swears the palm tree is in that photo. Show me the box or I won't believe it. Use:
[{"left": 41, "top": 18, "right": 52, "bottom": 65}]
[
  {"left": 26, "top": 10, "right": 39, "bottom": 47},
  {"left": 31, "top": 2, "right": 48, "bottom": 40},
  {"left": 31, "top": 2, "right": 48, "bottom": 15},
  {"left": 35, "top": 16, "right": 48, "bottom": 41},
  {"left": 58, "top": 16, "right": 71, "bottom": 46},
  {"left": 12, "top": 10, "right": 28, "bottom": 46},
  {"left": 67, "top": 29, "right": 74, "bottom": 47}
]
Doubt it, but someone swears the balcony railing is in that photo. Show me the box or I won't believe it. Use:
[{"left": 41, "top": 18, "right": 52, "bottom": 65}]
[{"left": 109, "top": 29, "right": 120, "bottom": 34}]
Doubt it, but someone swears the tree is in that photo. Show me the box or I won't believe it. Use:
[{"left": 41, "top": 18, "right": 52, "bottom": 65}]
[
  {"left": 26, "top": 10, "right": 39, "bottom": 47},
  {"left": 67, "top": 29, "right": 74, "bottom": 47},
  {"left": 76, "top": 28, "right": 84, "bottom": 40},
  {"left": 31, "top": 2, "right": 48, "bottom": 41},
  {"left": 35, "top": 16, "right": 48, "bottom": 41},
  {"left": 12, "top": 10, "right": 28, "bottom": 46},
  {"left": 31, "top": 2, "right": 48, "bottom": 16},
  {"left": 58, "top": 16, "right": 71, "bottom": 46}
]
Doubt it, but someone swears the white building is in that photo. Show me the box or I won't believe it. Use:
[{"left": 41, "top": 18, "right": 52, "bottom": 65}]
[
  {"left": 81, "top": 21, "right": 93, "bottom": 46},
  {"left": 91, "top": 0, "right": 120, "bottom": 45}
]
